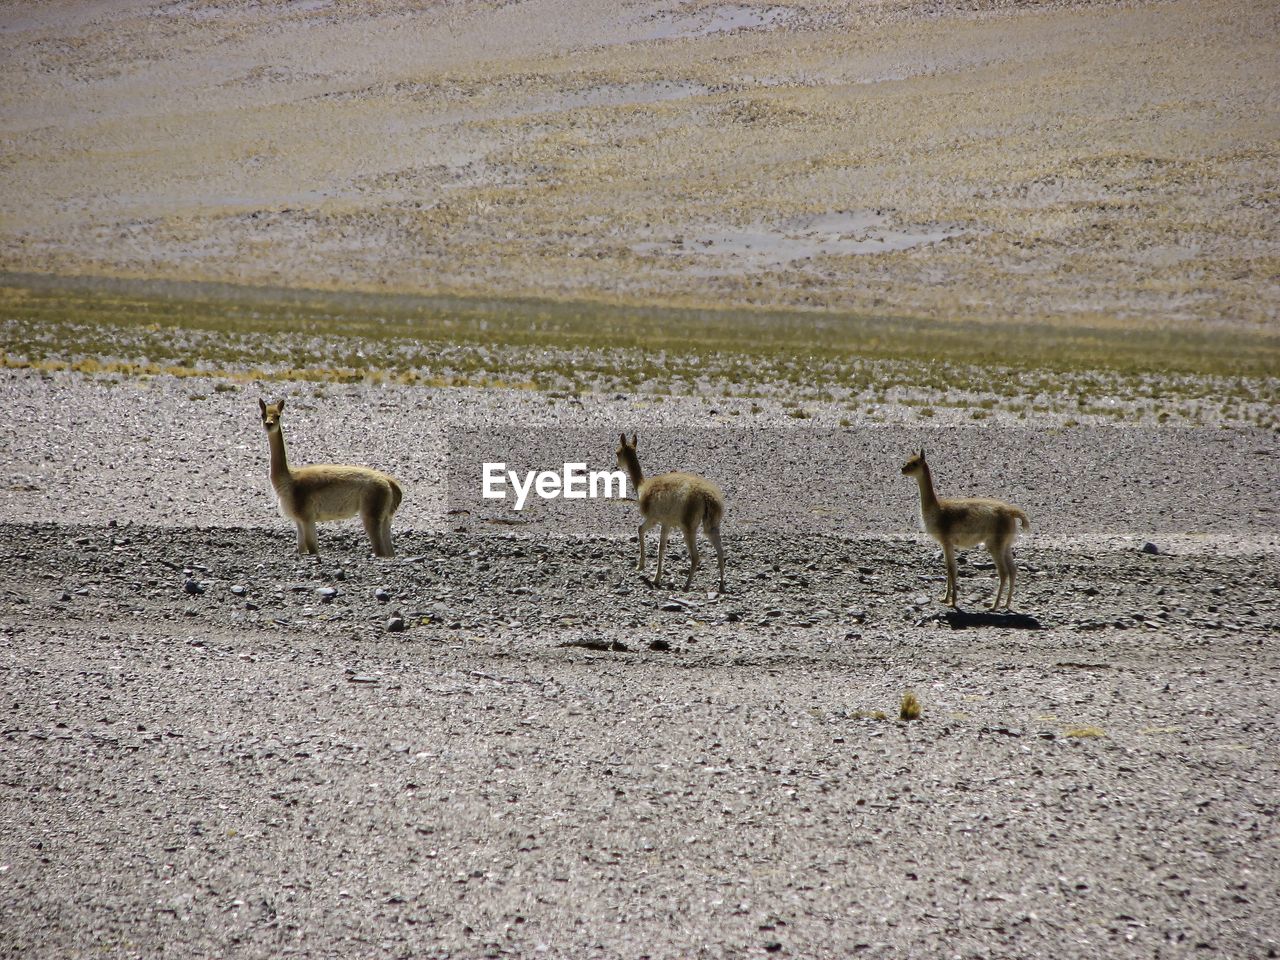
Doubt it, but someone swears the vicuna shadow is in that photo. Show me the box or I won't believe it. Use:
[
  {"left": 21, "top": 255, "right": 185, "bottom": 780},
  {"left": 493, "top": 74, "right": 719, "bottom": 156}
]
[{"left": 922, "top": 609, "right": 1044, "bottom": 630}]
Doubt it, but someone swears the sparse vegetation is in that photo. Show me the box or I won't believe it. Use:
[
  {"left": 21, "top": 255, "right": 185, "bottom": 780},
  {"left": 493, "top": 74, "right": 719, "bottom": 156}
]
[
  {"left": 899, "top": 690, "right": 922, "bottom": 721},
  {"left": 852, "top": 709, "right": 889, "bottom": 721},
  {"left": 1064, "top": 725, "right": 1107, "bottom": 739},
  {"left": 1, "top": 278, "right": 1274, "bottom": 426}
]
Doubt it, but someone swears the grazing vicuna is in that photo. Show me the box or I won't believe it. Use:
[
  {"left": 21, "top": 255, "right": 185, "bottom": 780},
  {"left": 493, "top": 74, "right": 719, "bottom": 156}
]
[
  {"left": 258, "top": 398, "right": 403, "bottom": 557},
  {"left": 616, "top": 433, "right": 726, "bottom": 592},
  {"left": 901, "top": 449, "right": 1029, "bottom": 610}
]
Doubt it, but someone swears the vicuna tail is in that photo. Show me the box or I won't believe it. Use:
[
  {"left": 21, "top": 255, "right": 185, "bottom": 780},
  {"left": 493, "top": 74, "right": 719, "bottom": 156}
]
[
  {"left": 388, "top": 477, "right": 404, "bottom": 514},
  {"left": 702, "top": 490, "right": 724, "bottom": 528},
  {"left": 1015, "top": 509, "right": 1030, "bottom": 530}
]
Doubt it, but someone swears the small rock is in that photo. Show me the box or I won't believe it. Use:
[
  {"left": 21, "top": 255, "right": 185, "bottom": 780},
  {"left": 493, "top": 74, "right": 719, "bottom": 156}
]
[
  {"left": 183, "top": 579, "right": 205, "bottom": 595},
  {"left": 981, "top": 725, "right": 1024, "bottom": 737},
  {"left": 374, "top": 588, "right": 391, "bottom": 602},
  {"left": 648, "top": 639, "right": 671, "bottom": 651},
  {"left": 230, "top": 584, "right": 246, "bottom": 596},
  {"left": 316, "top": 587, "right": 338, "bottom": 602},
  {"left": 349, "top": 674, "right": 379, "bottom": 684},
  {"left": 1140, "top": 542, "right": 1161, "bottom": 555},
  {"left": 387, "top": 616, "right": 406, "bottom": 633},
  {"left": 660, "top": 602, "right": 687, "bottom": 612}
]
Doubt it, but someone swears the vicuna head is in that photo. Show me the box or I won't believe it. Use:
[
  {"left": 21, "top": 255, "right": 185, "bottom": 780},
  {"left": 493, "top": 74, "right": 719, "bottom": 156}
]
[
  {"left": 259, "top": 397, "right": 285, "bottom": 433},
  {"left": 901, "top": 448, "right": 927, "bottom": 477},
  {"left": 616, "top": 432, "right": 640, "bottom": 476}
]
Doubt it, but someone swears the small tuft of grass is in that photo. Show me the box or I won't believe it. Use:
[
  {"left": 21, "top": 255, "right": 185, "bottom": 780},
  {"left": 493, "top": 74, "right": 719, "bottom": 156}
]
[
  {"left": 851, "top": 709, "right": 888, "bottom": 721},
  {"left": 899, "top": 690, "right": 921, "bottom": 721},
  {"left": 1063, "top": 725, "right": 1106, "bottom": 738}
]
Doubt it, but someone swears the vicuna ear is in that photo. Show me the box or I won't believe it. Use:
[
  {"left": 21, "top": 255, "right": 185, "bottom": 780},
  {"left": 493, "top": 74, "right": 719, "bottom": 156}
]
[
  {"left": 258, "top": 398, "right": 267, "bottom": 415},
  {"left": 277, "top": 397, "right": 286, "bottom": 411},
  {"left": 631, "top": 433, "right": 638, "bottom": 449},
  {"left": 920, "top": 447, "right": 926, "bottom": 460},
  {"left": 619, "top": 432, "right": 628, "bottom": 447}
]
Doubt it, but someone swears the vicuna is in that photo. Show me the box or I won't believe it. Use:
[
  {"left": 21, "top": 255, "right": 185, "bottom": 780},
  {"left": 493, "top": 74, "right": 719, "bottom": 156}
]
[
  {"left": 615, "top": 433, "right": 726, "bottom": 592},
  {"left": 259, "top": 398, "right": 402, "bottom": 557},
  {"left": 901, "top": 448, "right": 1029, "bottom": 610}
]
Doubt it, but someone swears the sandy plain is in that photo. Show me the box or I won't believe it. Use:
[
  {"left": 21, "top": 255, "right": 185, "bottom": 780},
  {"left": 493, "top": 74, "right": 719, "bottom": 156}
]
[{"left": 1, "top": 0, "right": 1277, "bottom": 330}]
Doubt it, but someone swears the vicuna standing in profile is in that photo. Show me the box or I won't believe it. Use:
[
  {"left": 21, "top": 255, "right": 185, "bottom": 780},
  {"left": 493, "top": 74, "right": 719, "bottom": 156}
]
[
  {"left": 616, "top": 433, "right": 726, "bottom": 592},
  {"left": 901, "top": 449, "right": 1029, "bottom": 610},
  {"left": 259, "top": 398, "right": 403, "bottom": 557}
]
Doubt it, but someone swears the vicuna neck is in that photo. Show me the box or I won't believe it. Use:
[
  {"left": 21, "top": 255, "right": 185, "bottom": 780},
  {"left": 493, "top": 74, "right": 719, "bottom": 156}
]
[
  {"left": 620, "top": 447, "right": 643, "bottom": 490},
  {"left": 915, "top": 462, "right": 940, "bottom": 514},
  {"left": 268, "top": 426, "right": 290, "bottom": 484}
]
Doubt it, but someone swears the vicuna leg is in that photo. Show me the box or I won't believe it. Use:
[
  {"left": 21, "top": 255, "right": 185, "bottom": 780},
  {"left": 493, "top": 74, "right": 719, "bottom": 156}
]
[
  {"left": 297, "top": 519, "right": 319, "bottom": 555},
  {"left": 361, "top": 487, "right": 396, "bottom": 558},
  {"left": 989, "top": 545, "right": 1007, "bottom": 611},
  {"left": 941, "top": 541, "right": 958, "bottom": 607},
  {"left": 654, "top": 525, "right": 670, "bottom": 588},
  {"left": 706, "top": 522, "right": 726, "bottom": 593},
  {"left": 682, "top": 524, "right": 700, "bottom": 590},
  {"left": 637, "top": 518, "right": 655, "bottom": 572},
  {"left": 379, "top": 515, "right": 395, "bottom": 558},
  {"left": 362, "top": 506, "right": 390, "bottom": 558},
  {"left": 1002, "top": 543, "right": 1016, "bottom": 610}
]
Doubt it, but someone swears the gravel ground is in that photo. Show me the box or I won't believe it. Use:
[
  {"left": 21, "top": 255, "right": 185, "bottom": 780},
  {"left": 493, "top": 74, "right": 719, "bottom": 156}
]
[{"left": 2, "top": 368, "right": 1278, "bottom": 958}]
